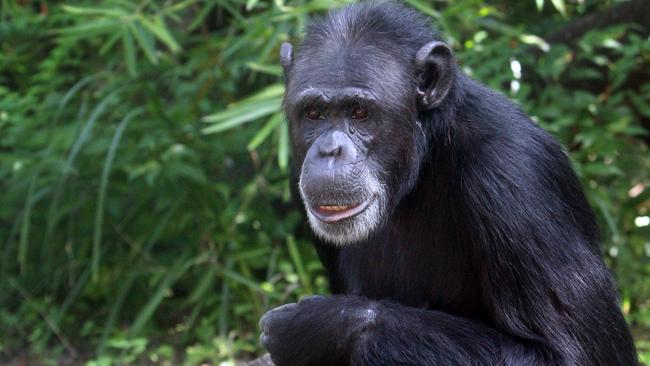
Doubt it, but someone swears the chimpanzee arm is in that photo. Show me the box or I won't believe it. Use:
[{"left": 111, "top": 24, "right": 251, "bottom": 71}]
[
  {"left": 260, "top": 295, "right": 553, "bottom": 366},
  {"left": 350, "top": 300, "right": 553, "bottom": 366}
]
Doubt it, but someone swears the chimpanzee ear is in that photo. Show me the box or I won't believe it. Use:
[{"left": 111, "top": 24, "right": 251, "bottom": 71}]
[
  {"left": 280, "top": 42, "right": 293, "bottom": 78},
  {"left": 415, "top": 41, "right": 455, "bottom": 110}
]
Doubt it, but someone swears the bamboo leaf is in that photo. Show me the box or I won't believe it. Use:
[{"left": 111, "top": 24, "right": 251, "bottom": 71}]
[
  {"left": 246, "top": 0, "right": 260, "bottom": 11},
  {"left": 53, "top": 74, "right": 105, "bottom": 124},
  {"left": 219, "top": 257, "right": 234, "bottom": 337},
  {"left": 202, "top": 84, "right": 284, "bottom": 123},
  {"left": 139, "top": 15, "right": 181, "bottom": 53},
  {"left": 92, "top": 108, "right": 143, "bottom": 282},
  {"left": 57, "top": 19, "right": 122, "bottom": 38},
  {"left": 164, "top": 0, "right": 201, "bottom": 14},
  {"left": 550, "top": 0, "right": 567, "bottom": 16},
  {"left": 43, "top": 268, "right": 91, "bottom": 346},
  {"left": 98, "top": 273, "right": 135, "bottom": 355},
  {"left": 187, "top": 266, "right": 218, "bottom": 304},
  {"left": 188, "top": 1, "right": 218, "bottom": 31},
  {"left": 519, "top": 34, "right": 550, "bottom": 52},
  {"left": 404, "top": 0, "right": 440, "bottom": 19},
  {"left": 246, "top": 62, "right": 282, "bottom": 76},
  {"left": 231, "top": 84, "right": 285, "bottom": 106},
  {"left": 129, "top": 22, "right": 158, "bottom": 65},
  {"left": 129, "top": 258, "right": 193, "bottom": 335},
  {"left": 220, "top": 266, "right": 265, "bottom": 293},
  {"left": 99, "top": 32, "right": 122, "bottom": 55},
  {"left": 43, "top": 90, "right": 119, "bottom": 253},
  {"left": 286, "top": 235, "right": 311, "bottom": 294},
  {"left": 18, "top": 174, "right": 38, "bottom": 274},
  {"left": 202, "top": 98, "right": 282, "bottom": 134},
  {"left": 277, "top": 120, "right": 289, "bottom": 171},
  {"left": 248, "top": 113, "right": 284, "bottom": 150},
  {"left": 122, "top": 26, "right": 137, "bottom": 76},
  {"left": 61, "top": 5, "right": 127, "bottom": 17}
]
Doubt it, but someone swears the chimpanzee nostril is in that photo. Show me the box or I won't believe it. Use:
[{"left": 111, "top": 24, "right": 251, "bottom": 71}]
[
  {"left": 319, "top": 144, "right": 342, "bottom": 157},
  {"left": 318, "top": 130, "right": 346, "bottom": 157}
]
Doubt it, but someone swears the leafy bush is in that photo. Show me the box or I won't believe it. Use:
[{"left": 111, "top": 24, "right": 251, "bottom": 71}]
[{"left": 0, "top": 0, "right": 648, "bottom": 364}]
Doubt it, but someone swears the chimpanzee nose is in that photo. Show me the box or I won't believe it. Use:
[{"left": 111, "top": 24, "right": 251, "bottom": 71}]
[{"left": 318, "top": 130, "right": 345, "bottom": 157}]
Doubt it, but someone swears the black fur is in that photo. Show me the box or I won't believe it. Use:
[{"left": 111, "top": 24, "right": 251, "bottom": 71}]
[{"left": 260, "top": 2, "right": 638, "bottom": 365}]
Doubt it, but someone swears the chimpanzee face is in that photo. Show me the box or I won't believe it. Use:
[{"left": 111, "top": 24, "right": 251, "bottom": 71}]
[
  {"left": 279, "top": 42, "right": 410, "bottom": 245},
  {"left": 280, "top": 28, "right": 454, "bottom": 245},
  {"left": 290, "top": 89, "right": 392, "bottom": 245}
]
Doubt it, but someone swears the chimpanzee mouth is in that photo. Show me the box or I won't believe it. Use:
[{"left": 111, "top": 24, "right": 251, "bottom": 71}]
[{"left": 309, "top": 198, "right": 373, "bottom": 223}]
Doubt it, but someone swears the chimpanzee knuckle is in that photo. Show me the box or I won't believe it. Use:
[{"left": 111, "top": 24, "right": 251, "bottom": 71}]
[
  {"left": 260, "top": 333, "right": 284, "bottom": 362},
  {"left": 259, "top": 332, "right": 270, "bottom": 349},
  {"left": 258, "top": 312, "right": 272, "bottom": 333},
  {"left": 298, "top": 294, "right": 327, "bottom": 305},
  {"left": 261, "top": 326, "right": 304, "bottom": 365},
  {"left": 259, "top": 303, "right": 298, "bottom": 333},
  {"left": 273, "top": 302, "right": 299, "bottom": 313}
]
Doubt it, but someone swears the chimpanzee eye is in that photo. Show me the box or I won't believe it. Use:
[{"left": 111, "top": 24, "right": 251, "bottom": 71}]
[
  {"left": 306, "top": 108, "right": 323, "bottom": 120},
  {"left": 351, "top": 106, "right": 369, "bottom": 120}
]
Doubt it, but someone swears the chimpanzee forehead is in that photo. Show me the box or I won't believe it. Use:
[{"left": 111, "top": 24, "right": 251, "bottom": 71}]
[{"left": 289, "top": 45, "right": 413, "bottom": 102}]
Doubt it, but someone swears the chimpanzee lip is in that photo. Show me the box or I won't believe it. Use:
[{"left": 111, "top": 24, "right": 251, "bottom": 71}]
[{"left": 309, "top": 197, "right": 373, "bottom": 223}]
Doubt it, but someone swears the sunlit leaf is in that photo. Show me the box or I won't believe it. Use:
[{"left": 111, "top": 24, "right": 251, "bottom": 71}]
[
  {"left": 246, "top": 0, "right": 260, "bottom": 11},
  {"left": 277, "top": 119, "right": 289, "bottom": 171},
  {"left": 519, "top": 34, "right": 550, "bottom": 52},
  {"left": 550, "top": 0, "right": 567, "bottom": 16},
  {"left": 246, "top": 62, "right": 282, "bottom": 76},
  {"left": 201, "top": 98, "right": 282, "bottom": 134},
  {"left": 61, "top": 5, "right": 127, "bottom": 17}
]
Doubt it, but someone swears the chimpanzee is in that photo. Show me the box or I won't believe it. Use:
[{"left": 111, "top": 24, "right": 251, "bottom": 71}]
[{"left": 259, "top": 2, "right": 638, "bottom": 365}]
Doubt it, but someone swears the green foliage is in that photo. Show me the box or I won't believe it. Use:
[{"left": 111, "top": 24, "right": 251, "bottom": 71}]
[{"left": 1, "top": 0, "right": 648, "bottom": 364}]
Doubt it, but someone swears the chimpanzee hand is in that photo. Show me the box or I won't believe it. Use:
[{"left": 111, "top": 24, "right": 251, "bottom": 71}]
[{"left": 259, "top": 295, "right": 378, "bottom": 366}]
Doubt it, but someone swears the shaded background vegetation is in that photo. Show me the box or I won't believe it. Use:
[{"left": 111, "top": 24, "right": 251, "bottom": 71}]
[{"left": 1, "top": 0, "right": 649, "bottom": 364}]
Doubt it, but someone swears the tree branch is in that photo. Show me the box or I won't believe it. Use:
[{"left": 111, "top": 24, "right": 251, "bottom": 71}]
[{"left": 546, "top": 0, "right": 650, "bottom": 44}]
